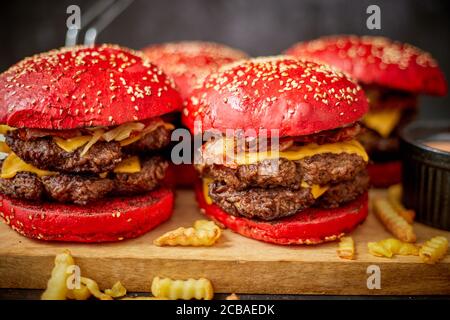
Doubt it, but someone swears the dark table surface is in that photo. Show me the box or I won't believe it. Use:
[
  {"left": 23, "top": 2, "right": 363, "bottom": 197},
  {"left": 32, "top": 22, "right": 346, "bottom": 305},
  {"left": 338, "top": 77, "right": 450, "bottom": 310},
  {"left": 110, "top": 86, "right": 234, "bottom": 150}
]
[{"left": 1, "top": 289, "right": 449, "bottom": 300}]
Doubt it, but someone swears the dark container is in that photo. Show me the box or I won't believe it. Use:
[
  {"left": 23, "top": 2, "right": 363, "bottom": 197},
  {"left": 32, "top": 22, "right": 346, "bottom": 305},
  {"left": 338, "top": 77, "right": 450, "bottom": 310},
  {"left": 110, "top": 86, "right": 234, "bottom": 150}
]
[{"left": 400, "top": 121, "right": 450, "bottom": 230}]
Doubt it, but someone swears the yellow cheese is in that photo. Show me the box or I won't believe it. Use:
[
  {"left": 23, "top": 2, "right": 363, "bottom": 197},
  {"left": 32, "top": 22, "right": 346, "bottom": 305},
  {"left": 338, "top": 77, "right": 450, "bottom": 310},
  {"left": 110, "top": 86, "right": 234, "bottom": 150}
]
[
  {"left": 301, "top": 182, "right": 329, "bottom": 199},
  {"left": 203, "top": 178, "right": 213, "bottom": 205},
  {"left": 0, "top": 125, "right": 15, "bottom": 135},
  {"left": 54, "top": 136, "right": 91, "bottom": 153},
  {"left": 1, "top": 153, "right": 56, "bottom": 179},
  {"left": 363, "top": 109, "right": 401, "bottom": 138},
  {"left": 233, "top": 140, "right": 368, "bottom": 165},
  {"left": 113, "top": 156, "right": 141, "bottom": 174},
  {"left": 0, "top": 141, "right": 11, "bottom": 153}
]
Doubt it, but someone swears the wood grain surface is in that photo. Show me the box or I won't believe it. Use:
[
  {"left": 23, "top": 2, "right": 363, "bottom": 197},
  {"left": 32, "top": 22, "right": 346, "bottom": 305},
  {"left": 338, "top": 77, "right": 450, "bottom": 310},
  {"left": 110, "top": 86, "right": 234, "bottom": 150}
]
[{"left": 0, "top": 190, "right": 449, "bottom": 295}]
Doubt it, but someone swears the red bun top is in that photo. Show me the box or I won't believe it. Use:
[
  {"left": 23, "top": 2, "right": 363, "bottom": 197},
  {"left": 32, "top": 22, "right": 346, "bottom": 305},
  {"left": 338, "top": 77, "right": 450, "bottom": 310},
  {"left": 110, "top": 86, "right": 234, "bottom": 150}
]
[
  {"left": 143, "top": 41, "right": 248, "bottom": 99},
  {"left": 285, "top": 35, "right": 447, "bottom": 96},
  {"left": 0, "top": 44, "right": 182, "bottom": 129},
  {"left": 183, "top": 56, "right": 368, "bottom": 137}
]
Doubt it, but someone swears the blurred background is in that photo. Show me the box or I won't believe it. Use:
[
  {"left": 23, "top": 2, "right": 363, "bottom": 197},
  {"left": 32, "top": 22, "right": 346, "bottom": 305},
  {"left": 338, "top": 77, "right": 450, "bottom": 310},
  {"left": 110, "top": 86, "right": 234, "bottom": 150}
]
[{"left": 0, "top": 0, "right": 449, "bottom": 119}]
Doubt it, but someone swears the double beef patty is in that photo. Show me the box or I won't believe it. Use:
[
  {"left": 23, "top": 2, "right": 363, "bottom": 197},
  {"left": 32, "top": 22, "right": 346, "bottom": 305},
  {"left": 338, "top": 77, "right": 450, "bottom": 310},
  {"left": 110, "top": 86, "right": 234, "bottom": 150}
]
[
  {"left": 5, "top": 126, "right": 172, "bottom": 173},
  {"left": 0, "top": 157, "right": 168, "bottom": 205},
  {"left": 202, "top": 152, "right": 369, "bottom": 221}
]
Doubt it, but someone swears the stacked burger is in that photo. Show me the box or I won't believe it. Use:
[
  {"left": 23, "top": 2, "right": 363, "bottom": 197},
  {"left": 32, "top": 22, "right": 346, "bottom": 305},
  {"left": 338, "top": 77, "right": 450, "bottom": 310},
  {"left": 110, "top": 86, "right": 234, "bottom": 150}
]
[
  {"left": 286, "top": 35, "right": 447, "bottom": 187},
  {"left": 143, "top": 41, "right": 249, "bottom": 187},
  {"left": 0, "top": 45, "right": 181, "bottom": 242},
  {"left": 183, "top": 56, "right": 371, "bottom": 245}
]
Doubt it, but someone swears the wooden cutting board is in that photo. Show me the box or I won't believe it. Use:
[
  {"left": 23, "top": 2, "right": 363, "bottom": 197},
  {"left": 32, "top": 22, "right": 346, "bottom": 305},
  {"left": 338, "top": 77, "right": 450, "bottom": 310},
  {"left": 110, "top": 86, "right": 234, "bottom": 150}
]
[{"left": 0, "top": 190, "right": 449, "bottom": 296}]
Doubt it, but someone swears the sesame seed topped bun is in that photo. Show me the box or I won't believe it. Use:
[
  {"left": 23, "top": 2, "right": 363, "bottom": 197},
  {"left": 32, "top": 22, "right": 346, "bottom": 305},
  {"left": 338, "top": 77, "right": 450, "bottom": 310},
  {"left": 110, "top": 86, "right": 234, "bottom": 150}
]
[
  {"left": 183, "top": 56, "right": 368, "bottom": 137},
  {"left": 0, "top": 44, "right": 182, "bottom": 129},
  {"left": 285, "top": 35, "right": 447, "bottom": 96},
  {"left": 143, "top": 41, "right": 248, "bottom": 99}
]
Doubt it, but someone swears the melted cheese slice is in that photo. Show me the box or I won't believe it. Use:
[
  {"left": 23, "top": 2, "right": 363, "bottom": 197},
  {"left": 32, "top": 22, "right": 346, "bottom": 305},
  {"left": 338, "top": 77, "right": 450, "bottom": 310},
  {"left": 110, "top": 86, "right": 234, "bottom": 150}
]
[
  {"left": 113, "top": 156, "right": 141, "bottom": 174},
  {"left": 301, "top": 182, "right": 329, "bottom": 199},
  {"left": 363, "top": 109, "right": 401, "bottom": 138},
  {"left": 54, "top": 136, "right": 91, "bottom": 152},
  {"left": 203, "top": 178, "right": 214, "bottom": 205},
  {"left": 0, "top": 125, "right": 15, "bottom": 135},
  {"left": 232, "top": 140, "right": 368, "bottom": 165},
  {"left": 0, "top": 141, "right": 11, "bottom": 153},
  {"left": 1, "top": 153, "right": 56, "bottom": 179}
]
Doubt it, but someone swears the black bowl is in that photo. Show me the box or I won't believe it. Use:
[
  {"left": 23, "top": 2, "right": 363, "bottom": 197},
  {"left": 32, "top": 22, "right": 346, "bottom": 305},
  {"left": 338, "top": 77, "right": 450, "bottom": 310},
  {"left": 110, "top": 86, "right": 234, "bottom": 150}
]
[{"left": 400, "top": 121, "right": 450, "bottom": 230}]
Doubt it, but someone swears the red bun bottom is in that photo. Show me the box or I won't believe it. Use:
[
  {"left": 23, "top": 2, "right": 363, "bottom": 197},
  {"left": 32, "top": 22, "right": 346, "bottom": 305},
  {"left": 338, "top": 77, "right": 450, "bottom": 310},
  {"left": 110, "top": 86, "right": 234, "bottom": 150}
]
[
  {"left": 0, "top": 188, "right": 174, "bottom": 243},
  {"left": 367, "top": 161, "right": 402, "bottom": 188},
  {"left": 195, "top": 182, "right": 368, "bottom": 245}
]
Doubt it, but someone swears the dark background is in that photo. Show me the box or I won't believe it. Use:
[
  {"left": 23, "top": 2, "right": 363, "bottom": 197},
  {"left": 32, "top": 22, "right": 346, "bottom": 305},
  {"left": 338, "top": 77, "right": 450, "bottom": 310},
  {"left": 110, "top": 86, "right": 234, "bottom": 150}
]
[{"left": 1, "top": 0, "right": 449, "bottom": 119}]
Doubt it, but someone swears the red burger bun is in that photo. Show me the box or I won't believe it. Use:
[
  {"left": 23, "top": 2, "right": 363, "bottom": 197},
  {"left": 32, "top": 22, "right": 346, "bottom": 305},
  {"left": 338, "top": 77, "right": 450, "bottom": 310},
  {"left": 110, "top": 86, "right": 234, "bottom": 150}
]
[
  {"left": 367, "top": 161, "right": 402, "bottom": 188},
  {"left": 183, "top": 56, "right": 368, "bottom": 137},
  {"left": 0, "top": 44, "right": 182, "bottom": 129},
  {"left": 285, "top": 35, "right": 448, "bottom": 96},
  {"left": 143, "top": 41, "right": 248, "bottom": 99},
  {"left": 0, "top": 188, "right": 174, "bottom": 243},
  {"left": 195, "top": 182, "right": 368, "bottom": 245}
]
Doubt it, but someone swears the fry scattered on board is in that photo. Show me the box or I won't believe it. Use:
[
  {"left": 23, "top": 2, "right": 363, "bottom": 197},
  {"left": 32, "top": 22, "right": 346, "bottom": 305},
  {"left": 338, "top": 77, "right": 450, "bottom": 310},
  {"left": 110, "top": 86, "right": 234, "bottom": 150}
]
[
  {"left": 151, "top": 277, "right": 214, "bottom": 300},
  {"left": 67, "top": 284, "right": 91, "bottom": 300},
  {"left": 41, "top": 250, "right": 125, "bottom": 300},
  {"left": 337, "top": 236, "right": 355, "bottom": 260},
  {"left": 373, "top": 197, "right": 416, "bottom": 243},
  {"left": 226, "top": 293, "right": 240, "bottom": 300},
  {"left": 154, "top": 220, "right": 222, "bottom": 247},
  {"left": 368, "top": 238, "right": 419, "bottom": 258},
  {"left": 387, "top": 184, "right": 415, "bottom": 224},
  {"left": 41, "top": 250, "right": 75, "bottom": 300},
  {"left": 104, "top": 281, "right": 127, "bottom": 298},
  {"left": 419, "top": 236, "right": 449, "bottom": 264}
]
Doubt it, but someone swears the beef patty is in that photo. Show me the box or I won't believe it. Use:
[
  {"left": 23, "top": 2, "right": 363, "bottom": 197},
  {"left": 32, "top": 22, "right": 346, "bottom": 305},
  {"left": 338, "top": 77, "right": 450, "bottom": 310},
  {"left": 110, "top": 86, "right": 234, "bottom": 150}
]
[
  {"left": 0, "top": 157, "right": 168, "bottom": 204},
  {"left": 207, "top": 170, "right": 370, "bottom": 221},
  {"left": 5, "top": 126, "right": 172, "bottom": 173},
  {"left": 208, "top": 182, "right": 315, "bottom": 221},
  {"left": 199, "top": 152, "right": 367, "bottom": 190}
]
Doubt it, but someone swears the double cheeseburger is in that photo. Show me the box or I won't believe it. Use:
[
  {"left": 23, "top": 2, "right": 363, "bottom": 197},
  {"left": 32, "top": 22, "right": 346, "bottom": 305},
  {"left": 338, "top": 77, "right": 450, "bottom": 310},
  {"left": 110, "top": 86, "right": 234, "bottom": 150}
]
[
  {"left": 286, "top": 35, "right": 448, "bottom": 187},
  {"left": 0, "top": 44, "right": 182, "bottom": 242},
  {"left": 143, "top": 41, "right": 248, "bottom": 187},
  {"left": 183, "top": 56, "right": 370, "bottom": 245}
]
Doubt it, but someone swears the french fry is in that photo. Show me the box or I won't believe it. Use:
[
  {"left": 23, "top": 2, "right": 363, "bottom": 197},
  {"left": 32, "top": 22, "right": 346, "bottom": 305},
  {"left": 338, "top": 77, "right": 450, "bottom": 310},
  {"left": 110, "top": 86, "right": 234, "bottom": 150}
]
[
  {"left": 337, "top": 236, "right": 355, "bottom": 260},
  {"left": 387, "top": 184, "right": 415, "bottom": 224},
  {"left": 368, "top": 238, "right": 419, "bottom": 258},
  {"left": 41, "top": 250, "right": 75, "bottom": 300},
  {"left": 151, "top": 277, "right": 214, "bottom": 300},
  {"left": 373, "top": 197, "right": 416, "bottom": 242},
  {"left": 67, "top": 284, "right": 91, "bottom": 300},
  {"left": 154, "top": 220, "right": 222, "bottom": 247},
  {"left": 81, "top": 277, "right": 113, "bottom": 300},
  {"left": 419, "top": 236, "right": 449, "bottom": 264},
  {"left": 226, "top": 293, "right": 240, "bottom": 300},
  {"left": 105, "top": 281, "right": 127, "bottom": 298}
]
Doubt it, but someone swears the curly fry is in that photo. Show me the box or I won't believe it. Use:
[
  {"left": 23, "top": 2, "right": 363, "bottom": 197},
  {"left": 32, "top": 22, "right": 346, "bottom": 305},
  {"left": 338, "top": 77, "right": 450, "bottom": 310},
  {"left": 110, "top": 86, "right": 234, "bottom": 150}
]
[
  {"left": 337, "top": 236, "right": 355, "bottom": 260},
  {"left": 151, "top": 277, "right": 214, "bottom": 300},
  {"left": 368, "top": 238, "right": 419, "bottom": 258},
  {"left": 154, "top": 220, "right": 222, "bottom": 247},
  {"left": 419, "top": 236, "right": 448, "bottom": 264},
  {"left": 373, "top": 198, "right": 416, "bottom": 242},
  {"left": 81, "top": 277, "right": 113, "bottom": 300}
]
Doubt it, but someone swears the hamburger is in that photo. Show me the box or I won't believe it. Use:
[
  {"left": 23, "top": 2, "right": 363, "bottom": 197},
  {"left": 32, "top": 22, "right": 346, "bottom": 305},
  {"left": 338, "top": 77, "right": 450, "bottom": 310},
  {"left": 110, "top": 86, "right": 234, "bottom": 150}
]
[
  {"left": 285, "top": 35, "right": 448, "bottom": 187},
  {"left": 143, "top": 41, "right": 248, "bottom": 187},
  {"left": 182, "top": 56, "right": 370, "bottom": 245},
  {"left": 143, "top": 41, "right": 248, "bottom": 100},
  {"left": 0, "top": 44, "right": 182, "bottom": 242}
]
